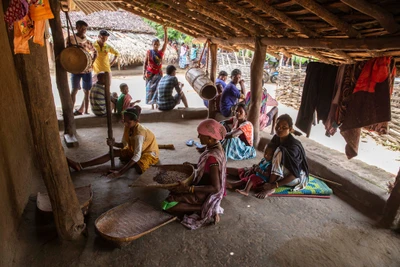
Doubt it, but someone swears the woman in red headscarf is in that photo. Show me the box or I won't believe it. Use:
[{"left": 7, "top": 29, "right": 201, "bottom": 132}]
[{"left": 162, "top": 119, "right": 227, "bottom": 230}]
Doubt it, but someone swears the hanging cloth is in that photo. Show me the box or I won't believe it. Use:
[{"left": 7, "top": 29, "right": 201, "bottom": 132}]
[
  {"left": 29, "top": 0, "right": 54, "bottom": 21},
  {"left": 4, "top": 0, "right": 29, "bottom": 29}
]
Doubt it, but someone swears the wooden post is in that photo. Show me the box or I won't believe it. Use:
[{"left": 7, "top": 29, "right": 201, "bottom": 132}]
[
  {"left": 248, "top": 38, "right": 266, "bottom": 145},
  {"left": 104, "top": 72, "right": 115, "bottom": 169},
  {"left": 8, "top": 33, "right": 85, "bottom": 239},
  {"left": 208, "top": 43, "right": 218, "bottom": 119},
  {"left": 380, "top": 169, "right": 400, "bottom": 229},
  {"left": 49, "top": 0, "right": 78, "bottom": 147}
]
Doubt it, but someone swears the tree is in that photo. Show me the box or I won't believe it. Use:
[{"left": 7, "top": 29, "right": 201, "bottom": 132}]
[{"left": 144, "top": 19, "right": 193, "bottom": 44}]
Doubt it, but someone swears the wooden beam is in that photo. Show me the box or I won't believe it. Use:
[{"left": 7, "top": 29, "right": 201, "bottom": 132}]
[
  {"left": 248, "top": 38, "right": 266, "bottom": 145},
  {"left": 138, "top": 0, "right": 229, "bottom": 38},
  {"left": 49, "top": 0, "right": 78, "bottom": 146},
  {"left": 340, "top": 0, "right": 400, "bottom": 34},
  {"left": 208, "top": 43, "right": 218, "bottom": 119},
  {"left": 292, "top": 0, "right": 361, "bottom": 38},
  {"left": 223, "top": 2, "right": 289, "bottom": 37},
  {"left": 130, "top": 1, "right": 213, "bottom": 37},
  {"left": 334, "top": 50, "right": 354, "bottom": 63},
  {"left": 192, "top": 0, "right": 262, "bottom": 36},
  {"left": 250, "top": 0, "right": 318, "bottom": 37},
  {"left": 118, "top": 3, "right": 198, "bottom": 37},
  {"left": 154, "top": 0, "right": 239, "bottom": 37},
  {"left": 259, "top": 37, "right": 400, "bottom": 51},
  {"left": 304, "top": 48, "right": 332, "bottom": 64},
  {"left": 9, "top": 31, "right": 85, "bottom": 239},
  {"left": 185, "top": 2, "right": 250, "bottom": 36}
]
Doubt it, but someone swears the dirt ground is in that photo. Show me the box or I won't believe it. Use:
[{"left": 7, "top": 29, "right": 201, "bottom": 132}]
[{"left": 14, "top": 121, "right": 400, "bottom": 267}]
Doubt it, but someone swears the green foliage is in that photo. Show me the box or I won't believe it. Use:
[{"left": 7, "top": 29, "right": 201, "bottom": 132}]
[{"left": 144, "top": 19, "right": 193, "bottom": 44}]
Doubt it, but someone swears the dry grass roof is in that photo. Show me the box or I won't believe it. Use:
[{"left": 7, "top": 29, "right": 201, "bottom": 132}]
[
  {"left": 61, "top": 10, "right": 156, "bottom": 34},
  {"left": 71, "top": 0, "right": 400, "bottom": 65}
]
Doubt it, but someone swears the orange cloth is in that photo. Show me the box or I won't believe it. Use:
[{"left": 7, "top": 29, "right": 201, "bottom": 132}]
[
  {"left": 33, "top": 20, "right": 45, "bottom": 46},
  {"left": 29, "top": 0, "right": 54, "bottom": 21},
  {"left": 13, "top": 15, "right": 33, "bottom": 54}
]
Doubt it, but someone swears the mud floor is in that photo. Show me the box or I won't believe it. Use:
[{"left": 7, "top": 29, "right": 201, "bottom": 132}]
[{"left": 14, "top": 121, "right": 400, "bottom": 267}]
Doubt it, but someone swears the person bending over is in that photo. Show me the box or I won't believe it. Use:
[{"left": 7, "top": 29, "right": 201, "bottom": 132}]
[{"left": 67, "top": 106, "right": 159, "bottom": 178}]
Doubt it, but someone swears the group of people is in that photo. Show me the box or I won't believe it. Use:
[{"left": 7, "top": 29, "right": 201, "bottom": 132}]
[
  {"left": 66, "top": 24, "right": 309, "bottom": 230},
  {"left": 67, "top": 109, "right": 309, "bottom": 229},
  {"left": 143, "top": 26, "right": 189, "bottom": 111},
  {"left": 66, "top": 20, "right": 120, "bottom": 116}
]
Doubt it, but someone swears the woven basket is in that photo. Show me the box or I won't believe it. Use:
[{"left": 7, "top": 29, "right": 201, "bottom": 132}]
[
  {"left": 129, "top": 164, "right": 194, "bottom": 189},
  {"left": 95, "top": 199, "right": 176, "bottom": 247},
  {"left": 37, "top": 184, "right": 93, "bottom": 215}
]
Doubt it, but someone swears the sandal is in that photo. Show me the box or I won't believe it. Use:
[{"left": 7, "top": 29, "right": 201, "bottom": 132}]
[
  {"left": 186, "top": 139, "right": 194, "bottom": 146},
  {"left": 73, "top": 109, "right": 83, "bottom": 116}
]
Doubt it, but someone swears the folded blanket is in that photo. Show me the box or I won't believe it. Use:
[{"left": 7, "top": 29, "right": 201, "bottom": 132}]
[{"left": 272, "top": 176, "right": 332, "bottom": 195}]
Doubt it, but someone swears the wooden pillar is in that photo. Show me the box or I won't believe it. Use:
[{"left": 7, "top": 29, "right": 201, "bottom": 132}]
[
  {"left": 380, "top": 169, "right": 400, "bottom": 229},
  {"left": 208, "top": 43, "right": 218, "bottom": 119},
  {"left": 247, "top": 38, "right": 266, "bottom": 145},
  {"left": 8, "top": 29, "right": 85, "bottom": 239},
  {"left": 49, "top": 0, "right": 78, "bottom": 147}
]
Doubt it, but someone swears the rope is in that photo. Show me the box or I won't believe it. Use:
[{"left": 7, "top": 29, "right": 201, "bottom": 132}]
[{"left": 61, "top": 1, "right": 78, "bottom": 47}]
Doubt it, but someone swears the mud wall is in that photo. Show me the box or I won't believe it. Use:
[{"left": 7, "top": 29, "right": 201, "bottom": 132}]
[{"left": 0, "top": 3, "right": 41, "bottom": 266}]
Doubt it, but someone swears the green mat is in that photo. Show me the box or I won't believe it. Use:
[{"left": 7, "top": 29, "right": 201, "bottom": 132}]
[{"left": 272, "top": 176, "right": 333, "bottom": 196}]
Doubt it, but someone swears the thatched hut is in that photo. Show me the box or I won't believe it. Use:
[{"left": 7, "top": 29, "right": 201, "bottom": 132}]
[{"left": 58, "top": 10, "right": 177, "bottom": 66}]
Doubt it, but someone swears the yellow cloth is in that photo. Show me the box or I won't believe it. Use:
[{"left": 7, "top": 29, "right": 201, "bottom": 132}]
[
  {"left": 120, "top": 123, "right": 159, "bottom": 172},
  {"left": 93, "top": 41, "right": 120, "bottom": 74}
]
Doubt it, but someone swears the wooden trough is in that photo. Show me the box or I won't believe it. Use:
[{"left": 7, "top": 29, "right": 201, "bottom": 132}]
[
  {"left": 37, "top": 184, "right": 93, "bottom": 215},
  {"left": 130, "top": 164, "right": 194, "bottom": 189},
  {"left": 95, "top": 199, "right": 176, "bottom": 247}
]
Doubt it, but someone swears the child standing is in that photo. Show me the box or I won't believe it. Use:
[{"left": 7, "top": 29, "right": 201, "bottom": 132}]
[
  {"left": 226, "top": 143, "right": 278, "bottom": 196},
  {"left": 117, "top": 83, "right": 140, "bottom": 114}
]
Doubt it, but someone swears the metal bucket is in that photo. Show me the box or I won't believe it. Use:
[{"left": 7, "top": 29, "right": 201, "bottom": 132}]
[{"left": 185, "top": 68, "right": 217, "bottom": 100}]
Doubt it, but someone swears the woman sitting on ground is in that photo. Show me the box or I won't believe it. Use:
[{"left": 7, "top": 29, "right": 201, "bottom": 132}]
[
  {"left": 244, "top": 80, "right": 279, "bottom": 134},
  {"left": 221, "top": 103, "right": 256, "bottom": 160},
  {"left": 255, "top": 114, "right": 309, "bottom": 199},
  {"left": 67, "top": 106, "right": 159, "bottom": 178},
  {"left": 163, "top": 119, "right": 227, "bottom": 229}
]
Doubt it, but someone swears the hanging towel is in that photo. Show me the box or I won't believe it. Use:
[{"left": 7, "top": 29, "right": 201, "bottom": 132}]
[{"left": 295, "top": 62, "right": 338, "bottom": 136}]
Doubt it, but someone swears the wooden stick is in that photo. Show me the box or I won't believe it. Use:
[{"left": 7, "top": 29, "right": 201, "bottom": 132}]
[
  {"left": 104, "top": 72, "right": 115, "bottom": 169},
  {"left": 310, "top": 173, "right": 343, "bottom": 186},
  {"left": 158, "top": 144, "right": 175, "bottom": 150},
  {"left": 292, "top": 0, "right": 361, "bottom": 38},
  {"left": 340, "top": 0, "right": 400, "bottom": 34}
]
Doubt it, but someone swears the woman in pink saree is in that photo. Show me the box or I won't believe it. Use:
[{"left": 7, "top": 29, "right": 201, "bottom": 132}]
[{"left": 162, "top": 119, "right": 227, "bottom": 229}]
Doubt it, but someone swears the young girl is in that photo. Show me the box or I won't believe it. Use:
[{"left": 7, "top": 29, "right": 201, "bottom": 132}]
[
  {"left": 234, "top": 143, "right": 278, "bottom": 196},
  {"left": 67, "top": 106, "right": 159, "bottom": 177}
]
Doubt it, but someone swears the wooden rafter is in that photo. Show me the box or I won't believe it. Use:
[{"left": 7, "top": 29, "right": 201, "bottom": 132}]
[
  {"left": 334, "top": 50, "right": 355, "bottom": 63},
  {"left": 340, "top": 0, "right": 400, "bottom": 34},
  {"left": 118, "top": 3, "right": 199, "bottom": 37},
  {"left": 185, "top": 2, "right": 251, "bottom": 36},
  {"left": 305, "top": 48, "right": 332, "bottom": 64},
  {"left": 249, "top": 0, "right": 318, "bottom": 37},
  {"left": 222, "top": 2, "right": 290, "bottom": 37},
  {"left": 292, "top": 0, "right": 361, "bottom": 38},
  {"left": 151, "top": 0, "right": 235, "bottom": 38},
  {"left": 133, "top": 0, "right": 221, "bottom": 37},
  {"left": 192, "top": 0, "right": 263, "bottom": 36}
]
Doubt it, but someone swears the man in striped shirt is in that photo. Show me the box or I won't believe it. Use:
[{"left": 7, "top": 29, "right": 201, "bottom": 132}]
[{"left": 90, "top": 72, "right": 107, "bottom": 116}]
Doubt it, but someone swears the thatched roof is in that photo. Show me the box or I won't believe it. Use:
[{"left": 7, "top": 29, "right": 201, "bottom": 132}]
[
  {"left": 61, "top": 10, "right": 156, "bottom": 34},
  {"left": 69, "top": 0, "right": 400, "bottom": 66}
]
